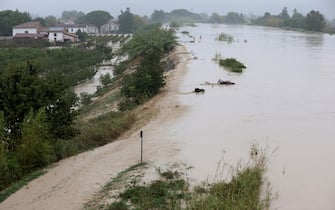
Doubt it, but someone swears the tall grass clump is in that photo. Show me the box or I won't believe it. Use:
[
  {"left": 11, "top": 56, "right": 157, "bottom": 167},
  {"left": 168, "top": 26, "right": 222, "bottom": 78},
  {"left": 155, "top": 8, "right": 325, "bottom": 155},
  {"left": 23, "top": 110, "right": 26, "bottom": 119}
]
[
  {"left": 90, "top": 146, "right": 272, "bottom": 210},
  {"left": 75, "top": 112, "right": 136, "bottom": 149},
  {"left": 189, "top": 147, "right": 270, "bottom": 210},
  {"left": 216, "top": 32, "right": 234, "bottom": 44}
]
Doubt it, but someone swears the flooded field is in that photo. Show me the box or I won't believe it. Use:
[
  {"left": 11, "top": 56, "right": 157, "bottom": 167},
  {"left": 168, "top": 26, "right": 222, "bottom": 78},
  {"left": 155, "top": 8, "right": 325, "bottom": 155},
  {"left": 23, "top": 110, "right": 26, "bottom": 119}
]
[
  {"left": 169, "top": 24, "right": 335, "bottom": 209},
  {"left": 74, "top": 66, "right": 114, "bottom": 95}
]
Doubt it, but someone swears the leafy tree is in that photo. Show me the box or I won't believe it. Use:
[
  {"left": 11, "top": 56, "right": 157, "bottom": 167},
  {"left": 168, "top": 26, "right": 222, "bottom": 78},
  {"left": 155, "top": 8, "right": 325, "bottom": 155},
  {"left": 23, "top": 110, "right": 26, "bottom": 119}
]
[
  {"left": 76, "top": 29, "right": 88, "bottom": 41},
  {"left": 209, "top": 13, "right": 223, "bottom": 23},
  {"left": 120, "top": 53, "right": 165, "bottom": 109},
  {"left": 264, "top": 12, "right": 271, "bottom": 19},
  {"left": 224, "top": 12, "right": 245, "bottom": 24},
  {"left": 45, "top": 90, "right": 78, "bottom": 139},
  {"left": 86, "top": 10, "right": 112, "bottom": 34},
  {"left": 305, "top": 10, "right": 326, "bottom": 31},
  {"left": 16, "top": 109, "right": 55, "bottom": 170},
  {"left": 118, "top": 8, "right": 136, "bottom": 33},
  {"left": 151, "top": 10, "right": 167, "bottom": 23},
  {"left": 120, "top": 28, "right": 177, "bottom": 58},
  {"left": 0, "top": 10, "right": 31, "bottom": 36},
  {"left": 61, "top": 10, "right": 85, "bottom": 20},
  {"left": 45, "top": 16, "right": 57, "bottom": 27},
  {"left": 119, "top": 28, "right": 178, "bottom": 110},
  {"left": 0, "top": 63, "right": 45, "bottom": 144},
  {"left": 0, "top": 63, "right": 78, "bottom": 148},
  {"left": 279, "top": 7, "right": 290, "bottom": 21},
  {"left": 288, "top": 9, "right": 306, "bottom": 29}
]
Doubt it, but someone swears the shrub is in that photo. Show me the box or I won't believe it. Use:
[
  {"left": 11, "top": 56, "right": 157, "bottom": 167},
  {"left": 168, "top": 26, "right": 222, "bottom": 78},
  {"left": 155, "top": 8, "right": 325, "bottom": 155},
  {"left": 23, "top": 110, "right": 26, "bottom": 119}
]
[
  {"left": 16, "top": 110, "right": 55, "bottom": 171},
  {"left": 219, "top": 58, "right": 246, "bottom": 73}
]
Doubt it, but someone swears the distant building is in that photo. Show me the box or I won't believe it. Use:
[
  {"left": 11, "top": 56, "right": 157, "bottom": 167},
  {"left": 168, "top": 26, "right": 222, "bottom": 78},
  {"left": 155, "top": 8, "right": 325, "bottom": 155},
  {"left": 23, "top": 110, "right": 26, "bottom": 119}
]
[
  {"left": 12, "top": 21, "right": 48, "bottom": 40},
  {"left": 48, "top": 27, "right": 78, "bottom": 43},
  {"left": 55, "top": 23, "right": 87, "bottom": 33},
  {"left": 101, "top": 20, "right": 119, "bottom": 33},
  {"left": 12, "top": 21, "right": 78, "bottom": 43}
]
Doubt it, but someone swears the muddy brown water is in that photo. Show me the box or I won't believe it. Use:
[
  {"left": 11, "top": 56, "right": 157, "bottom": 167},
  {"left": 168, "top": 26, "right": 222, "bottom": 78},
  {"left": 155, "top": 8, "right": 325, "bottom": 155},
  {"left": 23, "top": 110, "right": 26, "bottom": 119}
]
[
  {"left": 167, "top": 24, "right": 335, "bottom": 209},
  {"left": 74, "top": 66, "right": 114, "bottom": 95}
]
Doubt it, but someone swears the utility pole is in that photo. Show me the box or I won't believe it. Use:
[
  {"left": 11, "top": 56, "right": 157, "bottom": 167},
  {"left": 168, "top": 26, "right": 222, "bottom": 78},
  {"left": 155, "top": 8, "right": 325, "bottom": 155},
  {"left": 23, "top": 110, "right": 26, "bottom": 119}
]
[{"left": 140, "top": 130, "right": 143, "bottom": 163}]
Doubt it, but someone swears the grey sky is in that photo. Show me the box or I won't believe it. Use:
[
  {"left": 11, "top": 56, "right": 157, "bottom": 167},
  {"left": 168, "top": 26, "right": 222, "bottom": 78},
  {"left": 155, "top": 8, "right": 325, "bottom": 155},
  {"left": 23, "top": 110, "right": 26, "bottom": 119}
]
[{"left": 1, "top": 0, "right": 334, "bottom": 19}]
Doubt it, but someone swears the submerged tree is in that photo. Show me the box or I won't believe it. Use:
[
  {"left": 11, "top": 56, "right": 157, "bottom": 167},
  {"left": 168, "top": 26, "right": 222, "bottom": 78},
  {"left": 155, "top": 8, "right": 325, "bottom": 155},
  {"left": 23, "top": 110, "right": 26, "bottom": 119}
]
[{"left": 305, "top": 10, "right": 325, "bottom": 32}]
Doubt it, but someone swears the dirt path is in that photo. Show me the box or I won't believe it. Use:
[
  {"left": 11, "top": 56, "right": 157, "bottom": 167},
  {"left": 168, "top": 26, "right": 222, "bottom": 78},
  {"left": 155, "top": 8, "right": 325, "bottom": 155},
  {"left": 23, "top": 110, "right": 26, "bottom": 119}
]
[{"left": 0, "top": 46, "right": 191, "bottom": 210}]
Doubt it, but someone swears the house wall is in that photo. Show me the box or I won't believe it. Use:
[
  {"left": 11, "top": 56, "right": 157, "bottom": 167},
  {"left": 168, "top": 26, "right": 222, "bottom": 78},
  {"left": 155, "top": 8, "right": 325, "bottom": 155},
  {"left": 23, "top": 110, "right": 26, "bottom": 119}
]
[
  {"left": 48, "top": 32, "right": 64, "bottom": 42},
  {"left": 12, "top": 28, "right": 37, "bottom": 36},
  {"left": 87, "top": 26, "right": 99, "bottom": 34},
  {"left": 67, "top": 27, "right": 87, "bottom": 33}
]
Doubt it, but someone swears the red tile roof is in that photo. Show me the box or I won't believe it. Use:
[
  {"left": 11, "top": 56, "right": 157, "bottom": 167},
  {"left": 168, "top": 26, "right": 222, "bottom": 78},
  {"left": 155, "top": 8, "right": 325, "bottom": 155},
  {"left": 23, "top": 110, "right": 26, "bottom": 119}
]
[{"left": 13, "top": 21, "right": 42, "bottom": 29}]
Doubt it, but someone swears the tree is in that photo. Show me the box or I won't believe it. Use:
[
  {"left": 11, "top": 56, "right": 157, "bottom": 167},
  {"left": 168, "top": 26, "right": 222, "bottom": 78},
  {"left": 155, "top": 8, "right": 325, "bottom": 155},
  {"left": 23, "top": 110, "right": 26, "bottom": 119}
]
[
  {"left": 224, "top": 12, "right": 245, "bottom": 24},
  {"left": 120, "top": 28, "right": 177, "bottom": 58},
  {"left": 151, "top": 10, "right": 167, "bottom": 23},
  {"left": 61, "top": 10, "right": 85, "bottom": 20},
  {"left": 76, "top": 29, "right": 88, "bottom": 41},
  {"left": 45, "top": 16, "right": 57, "bottom": 27},
  {"left": 0, "top": 10, "right": 31, "bottom": 36},
  {"left": 118, "top": 8, "right": 136, "bottom": 33},
  {"left": 279, "top": 7, "right": 290, "bottom": 20},
  {"left": 289, "top": 9, "right": 306, "bottom": 29},
  {"left": 0, "top": 63, "right": 78, "bottom": 148},
  {"left": 86, "top": 10, "right": 112, "bottom": 34},
  {"left": 120, "top": 53, "right": 165, "bottom": 109},
  {"left": 305, "top": 10, "right": 326, "bottom": 31},
  {"left": 209, "top": 12, "right": 223, "bottom": 23}
]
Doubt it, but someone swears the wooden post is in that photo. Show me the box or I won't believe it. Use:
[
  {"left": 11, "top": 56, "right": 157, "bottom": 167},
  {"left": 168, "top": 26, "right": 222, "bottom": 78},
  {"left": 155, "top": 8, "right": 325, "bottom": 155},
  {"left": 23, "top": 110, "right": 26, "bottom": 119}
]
[{"left": 140, "top": 130, "right": 143, "bottom": 163}]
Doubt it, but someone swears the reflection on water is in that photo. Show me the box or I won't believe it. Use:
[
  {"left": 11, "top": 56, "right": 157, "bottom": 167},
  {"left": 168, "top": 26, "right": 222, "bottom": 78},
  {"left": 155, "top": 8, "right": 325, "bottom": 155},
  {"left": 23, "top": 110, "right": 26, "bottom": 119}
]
[
  {"left": 74, "top": 66, "right": 114, "bottom": 95},
  {"left": 164, "top": 24, "right": 335, "bottom": 209}
]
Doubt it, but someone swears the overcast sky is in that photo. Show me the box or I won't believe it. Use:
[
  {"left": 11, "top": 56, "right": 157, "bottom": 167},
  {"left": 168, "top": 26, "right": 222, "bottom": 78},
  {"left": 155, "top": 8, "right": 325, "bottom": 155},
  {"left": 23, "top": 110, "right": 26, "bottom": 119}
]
[{"left": 1, "top": 0, "right": 334, "bottom": 19}]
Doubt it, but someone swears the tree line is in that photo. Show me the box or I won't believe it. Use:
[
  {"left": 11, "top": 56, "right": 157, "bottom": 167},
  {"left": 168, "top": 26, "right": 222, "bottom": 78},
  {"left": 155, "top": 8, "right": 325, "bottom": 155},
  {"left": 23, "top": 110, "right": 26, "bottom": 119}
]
[{"left": 252, "top": 7, "right": 327, "bottom": 32}]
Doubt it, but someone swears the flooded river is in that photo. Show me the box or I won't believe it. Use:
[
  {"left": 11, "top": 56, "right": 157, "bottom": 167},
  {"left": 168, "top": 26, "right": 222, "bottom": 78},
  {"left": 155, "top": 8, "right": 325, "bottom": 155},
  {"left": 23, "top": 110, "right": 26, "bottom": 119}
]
[{"left": 169, "top": 24, "right": 335, "bottom": 209}]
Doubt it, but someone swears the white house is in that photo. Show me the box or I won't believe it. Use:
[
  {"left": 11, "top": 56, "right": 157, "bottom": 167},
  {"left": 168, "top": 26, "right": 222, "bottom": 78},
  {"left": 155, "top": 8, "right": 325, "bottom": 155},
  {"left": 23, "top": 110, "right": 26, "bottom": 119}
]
[
  {"left": 55, "top": 23, "right": 87, "bottom": 33},
  {"left": 12, "top": 21, "right": 41, "bottom": 36},
  {"left": 86, "top": 25, "right": 99, "bottom": 34},
  {"left": 48, "top": 27, "right": 78, "bottom": 43},
  {"left": 101, "top": 20, "right": 119, "bottom": 34},
  {"left": 12, "top": 21, "right": 48, "bottom": 40}
]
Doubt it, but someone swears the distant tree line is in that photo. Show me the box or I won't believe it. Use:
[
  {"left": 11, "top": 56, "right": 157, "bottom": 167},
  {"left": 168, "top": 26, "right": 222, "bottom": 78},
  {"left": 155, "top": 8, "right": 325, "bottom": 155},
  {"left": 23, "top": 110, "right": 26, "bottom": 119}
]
[
  {"left": 1, "top": 8, "right": 334, "bottom": 37},
  {"left": 252, "top": 8, "right": 327, "bottom": 32}
]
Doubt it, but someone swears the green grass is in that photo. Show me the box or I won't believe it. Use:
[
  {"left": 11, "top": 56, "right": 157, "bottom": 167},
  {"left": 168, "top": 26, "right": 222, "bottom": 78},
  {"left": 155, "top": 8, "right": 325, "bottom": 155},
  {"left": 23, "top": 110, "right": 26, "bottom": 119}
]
[
  {"left": 216, "top": 33, "right": 234, "bottom": 44},
  {"left": 219, "top": 58, "right": 246, "bottom": 73},
  {"left": 0, "top": 170, "right": 46, "bottom": 203},
  {"left": 87, "top": 146, "right": 271, "bottom": 210}
]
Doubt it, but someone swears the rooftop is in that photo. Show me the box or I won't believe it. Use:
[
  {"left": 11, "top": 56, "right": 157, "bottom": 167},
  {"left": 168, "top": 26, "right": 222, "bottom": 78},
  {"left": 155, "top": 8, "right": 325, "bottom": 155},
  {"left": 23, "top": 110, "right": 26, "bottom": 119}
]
[{"left": 13, "top": 21, "right": 42, "bottom": 29}]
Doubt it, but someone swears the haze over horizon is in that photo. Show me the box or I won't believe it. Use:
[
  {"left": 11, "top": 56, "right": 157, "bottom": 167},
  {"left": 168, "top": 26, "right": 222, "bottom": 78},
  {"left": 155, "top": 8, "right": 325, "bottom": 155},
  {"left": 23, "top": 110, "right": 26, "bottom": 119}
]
[{"left": 1, "top": 0, "right": 334, "bottom": 19}]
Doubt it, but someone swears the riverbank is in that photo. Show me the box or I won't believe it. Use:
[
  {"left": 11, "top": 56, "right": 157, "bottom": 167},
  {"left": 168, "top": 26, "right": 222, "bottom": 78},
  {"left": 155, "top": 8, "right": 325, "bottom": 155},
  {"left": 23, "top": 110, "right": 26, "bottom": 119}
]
[{"left": 0, "top": 45, "right": 192, "bottom": 210}]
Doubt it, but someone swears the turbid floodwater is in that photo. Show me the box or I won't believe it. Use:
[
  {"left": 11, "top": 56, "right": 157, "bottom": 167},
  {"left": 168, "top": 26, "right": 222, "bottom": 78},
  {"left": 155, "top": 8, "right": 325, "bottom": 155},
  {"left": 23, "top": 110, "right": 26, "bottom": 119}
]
[
  {"left": 74, "top": 65, "right": 114, "bottom": 95},
  {"left": 167, "top": 24, "right": 335, "bottom": 209},
  {"left": 1, "top": 24, "right": 334, "bottom": 210}
]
